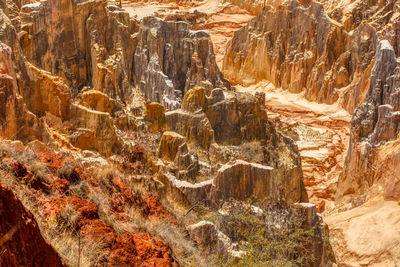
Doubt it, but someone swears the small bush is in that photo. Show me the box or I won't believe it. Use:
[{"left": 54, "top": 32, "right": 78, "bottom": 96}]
[{"left": 215, "top": 202, "right": 318, "bottom": 267}]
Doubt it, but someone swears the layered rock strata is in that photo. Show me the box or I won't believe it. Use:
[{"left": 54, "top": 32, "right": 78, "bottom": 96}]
[
  {"left": 223, "top": 0, "right": 378, "bottom": 113},
  {"left": 157, "top": 87, "right": 308, "bottom": 206},
  {"left": 338, "top": 39, "right": 400, "bottom": 201},
  {"left": 134, "top": 17, "right": 229, "bottom": 109}
]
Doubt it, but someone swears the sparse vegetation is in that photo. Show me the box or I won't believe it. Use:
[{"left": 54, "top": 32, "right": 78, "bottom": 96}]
[{"left": 213, "top": 202, "right": 319, "bottom": 267}]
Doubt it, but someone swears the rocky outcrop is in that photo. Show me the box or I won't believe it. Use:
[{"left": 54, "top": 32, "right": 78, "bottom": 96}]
[
  {"left": 338, "top": 39, "right": 400, "bottom": 200},
  {"left": 79, "top": 89, "right": 122, "bottom": 115},
  {"left": 134, "top": 16, "right": 229, "bottom": 109},
  {"left": 166, "top": 87, "right": 270, "bottom": 147},
  {"left": 210, "top": 160, "right": 305, "bottom": 204},
  {"left": 19, "top": 0, "right": 138, "bottom": 101},
  {"left": 0, "top": 182, "right": 66, "bottom": 267},
  {"left": 69, "top": 104, "right": 122, "bottom": 156},
  {"left": 223, "top": 1, "right": 380, "bottom": 113},
  {"left": 0, "top": 41, "right": 50, "bottom": 143},
  {"left": 158, "top": 87, "right": 307, "bottom": 206},
  {"left": 188, "top": 220, "right": 243, "bottom": 260},
  {"left": 144, "top": 102, "right": 166, "bottom": 133},
  {"left": 223, "top": 1, "right": 348, "bottom": 104},
  {"left": 326, "top": 201, "right": 400, "bottom": 266}
]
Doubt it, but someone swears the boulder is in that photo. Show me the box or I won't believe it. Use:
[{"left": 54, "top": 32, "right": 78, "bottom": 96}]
[
  {"left": 158, "top": 131, "right": 186, "bottom": 162},
  {"left": 80, "top": 89, "right": 121, "bottom": 114},
  {"left": 181, "top": 86, "right": 207, "bottom": 113}
]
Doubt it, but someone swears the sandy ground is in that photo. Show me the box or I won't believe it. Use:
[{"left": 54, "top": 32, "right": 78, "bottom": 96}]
[{"left": 325, "top": 200, "right": 400, "bottom": 266}]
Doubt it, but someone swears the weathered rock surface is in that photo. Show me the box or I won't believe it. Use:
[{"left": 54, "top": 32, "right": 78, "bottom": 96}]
[
  {"left": 338, "top": 39, "right": 400, "bottom": 200},
  {"left": 158, "top": 86, "right": 307, "bottom": 206},
  {"left": 223, "top": 1, "right": 348, "bottom": 104},
  {"left": 223, "top": 1, "right": 379, "bottom": 114},
  {"left": 134, "top": 16, "right": 229, "bottom": 109},
  {"left": 0, "top": 182, "right": 66, "bottom": 267},
  {"left": 209, "top": 159, "right": 306, "bottom": 205},
  {"left": 19, "top": 0, "right": 138, "bottom": 102},
  {"left": 69, "top": 104, "right": 122, "bottom": 156},
  {"left": 0, "top": 41, "right": 50, "bottom": 143},
  {"left": 188, "top": 220, "right": 243, "bottom": 260},
  {"left": 326, "top": 201, "right": 400, "bottom": 266}
]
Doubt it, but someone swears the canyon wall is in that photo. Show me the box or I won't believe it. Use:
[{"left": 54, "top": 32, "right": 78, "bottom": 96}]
[
  {"left": 222, "top": 0, "right": 379, "bottom": 113},
  {"left": 134, "top": 17, "right": 229, "bottom": 109},
  {"left": 337, "top": 39, "right": 400, "bottom": 201}
]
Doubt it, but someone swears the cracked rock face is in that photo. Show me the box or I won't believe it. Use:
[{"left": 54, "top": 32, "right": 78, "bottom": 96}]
[
  {"left": 223, "top": 1, "right": 379, "bottom": 114},
  {"left": 134, "top": 17, "right": 229, "bottom": 109},
  {"left": 157, "top": 87, "right": 307, "bottom": 206},
  {"left": 19, "top": 0, "right": 138, "bottom": 102},
  {"left": 338, "top": 39, "right": 400, "bottom": 200}
]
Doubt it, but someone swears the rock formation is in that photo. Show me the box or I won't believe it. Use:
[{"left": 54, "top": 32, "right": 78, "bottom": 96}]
[
  {"left": 223, "top": 0, "right": 379, "bottom": 113},
  {"left": 0, "top": 0, "right": 340, "bottom": 265},
  {"left": 0, "top": 182, "right": 66, "bottom": 267},
  {"left": 134, "top": 16, "right": 229, "bottom": 109},
  {"left": 19, "top": 0, "right": 138, "bottom": 101},
  {"left": 338, "top": 39, "right": 400, "bottom": 200},
  {"left": 157, "top": 86, "right": 308, "bottom": 206}
]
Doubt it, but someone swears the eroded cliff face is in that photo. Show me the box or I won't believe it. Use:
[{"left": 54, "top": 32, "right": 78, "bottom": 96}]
[
  {"left": 0, "top": 0, "right": 334, "bottom": 265},
  {"left": 338, "top": 39, "right": 400, "bottom": 201},
  {"left": 158, "top": 86, "right": 308, "bottom": 207},
  {"left": 223, "top": 0, "right": 380, "bottom": 114},
  {"left": 134, "top": 17, "right": 229, "bottom": 109}
]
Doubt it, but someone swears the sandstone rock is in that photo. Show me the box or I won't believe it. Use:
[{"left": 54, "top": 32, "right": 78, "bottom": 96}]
[
  {"left": 158, "top": 131, "right": 200, "bottom": 181},
  {"left": 181, "top": 86, "right": 207, "bottom": 113},
  {"left": 19, "top": 0, "right": 138, "bottom": 101},
  {"left": 223, "top": 1, "right": 383, "bottom": 114},
  {"left": 211, "top": 160, "right": 305, "bottom": 205},
  {"left": 144, "top": 102, "right": 165, "bottom": 133},
  {"left": 134, "top": 16, "right": 229, "bottom": 109},
  {"left": 165, "top": 110, "right": 215, "bottom": 148},
  {"left": 69, "top": 104, "right": 121, "bottom": 156},
  {"left": 338, "top": 39, "right": 400, "bottom": 199},
  {"left": 69, "top": 128, "right": 101, "bottom": 153},
  {"left": 188, "top": 220, "right": 243, "bottom": 259},
  {"left": 326, "top": 201, "right": 400, "bottom": 266},
  {"left": 166, "top": 87, "right": 270, "bottom": 147},
  {"left": 205, "top": 90, "right": 268, "bottom": 145},
  {"left": 158, "top": 171, "right": 212, "bottom": 205},
  {"left": 0, "top": 182, "right": 66, "bottom": 267},
  {"left": 0, "top": 41, "right": 50, "bottom": 143},
  {"left": 340, "top": 23, "right": 377, "bottom": 113},
  {"left": 26, "top": 64, "right": 71, "bottom": 120},
  {"left": 158, "top": 131, "right": 186, "bottom": 162},
  {"left": 223, "top": 0, "right": 348, "bottom": 105},
  {"left": 80, "top": 89, "right": 121, "bottom": 114}
]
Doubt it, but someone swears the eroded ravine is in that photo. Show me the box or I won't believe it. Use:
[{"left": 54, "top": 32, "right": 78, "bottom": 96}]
[{"left": 121, "top": 0, "right": 351, "bottom": 213}]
